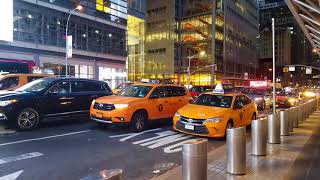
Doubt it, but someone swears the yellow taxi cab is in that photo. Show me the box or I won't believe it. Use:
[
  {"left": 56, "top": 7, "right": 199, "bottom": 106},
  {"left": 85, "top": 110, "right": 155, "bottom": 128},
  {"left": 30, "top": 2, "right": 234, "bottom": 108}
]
[
  {"left": 0, "top": 73, "right": 54, "bottom": 91},
  {"left": 173, "top": 84, "right": 258, "bottom": 138},
  {"left": 90, "top": 80, "right": 192, "bottom": 132},
  {"left": 112, "top": 81, "right": 134, "bottom": 94}
]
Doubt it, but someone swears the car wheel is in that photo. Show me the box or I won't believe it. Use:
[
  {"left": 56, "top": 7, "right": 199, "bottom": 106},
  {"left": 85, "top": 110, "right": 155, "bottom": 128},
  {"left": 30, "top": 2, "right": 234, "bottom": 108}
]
[
  {"left": 130, "top": 111, "right": 147, "bottom": 132},
  {"left": 16, "top": 108, "right": 39, "bottom": 131}
]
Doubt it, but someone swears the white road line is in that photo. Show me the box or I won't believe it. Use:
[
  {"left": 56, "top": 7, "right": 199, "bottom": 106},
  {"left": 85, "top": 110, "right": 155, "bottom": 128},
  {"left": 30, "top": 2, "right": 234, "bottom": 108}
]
[
  {"left": 0, "top": 170, "right": 24, "bottom": 180},
  {"left": 0, "top": 130, "right": 91, "bottom": 147},
  {"left": 109, "top": 128, "right": 163, "bottom": 142},
  {"left": 0, "top": 152, "right": 43, "bottom": 165}
]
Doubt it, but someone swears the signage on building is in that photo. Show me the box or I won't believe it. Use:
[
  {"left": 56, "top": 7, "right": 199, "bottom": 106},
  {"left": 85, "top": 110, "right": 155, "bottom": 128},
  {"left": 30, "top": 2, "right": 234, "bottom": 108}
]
[
  {"left": 306, "top": 67, "right": 312, "bottom": 74},
  {"left": 66, "top": 35, "right": 73, "bottom": 58},
  {"left": 288, "top": 66, "right": 295, "bottom": 72},
  {"left": 0, "top": 0, "right": 13, "bottom": 42},
  {"left": 244, "top": 72, "right": 248, "bottom": 80},
  {"left": 250, "top": 81, "right": 268, "bottom": 88}
]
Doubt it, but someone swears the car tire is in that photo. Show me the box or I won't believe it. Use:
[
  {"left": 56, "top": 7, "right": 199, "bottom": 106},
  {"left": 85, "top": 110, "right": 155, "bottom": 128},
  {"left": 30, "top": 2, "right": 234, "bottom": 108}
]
[
  {"left": 15, "top": 108, "right": 39, "bottom": 131},
  {"left": 130, "top": 111, "right": 147, "bottom": 132}
]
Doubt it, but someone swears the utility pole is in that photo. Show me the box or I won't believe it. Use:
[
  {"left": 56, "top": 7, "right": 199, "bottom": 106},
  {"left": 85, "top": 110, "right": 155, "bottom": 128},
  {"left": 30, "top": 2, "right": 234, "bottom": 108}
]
[
  {"left": 272, "top": 18, "right": 276, "bottom": 115},
  {"left": 211, "top": 0, "right": 217, "bottom": 85}
]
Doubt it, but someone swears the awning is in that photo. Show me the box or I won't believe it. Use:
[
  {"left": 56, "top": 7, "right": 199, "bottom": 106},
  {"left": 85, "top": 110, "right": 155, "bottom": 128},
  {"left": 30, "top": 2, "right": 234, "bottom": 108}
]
[{"left": 285, "top": 0, "right": 320, "bottom": 54}]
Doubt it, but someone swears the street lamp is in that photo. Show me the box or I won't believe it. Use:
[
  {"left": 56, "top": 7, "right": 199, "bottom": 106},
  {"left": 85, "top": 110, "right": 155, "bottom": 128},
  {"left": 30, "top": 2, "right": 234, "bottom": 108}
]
[
  {"left": 187, "top": 50, "right": 206, "bottom": 88},
  {"left": 65, "top": 5, "right": 83, "bottom": 77}
]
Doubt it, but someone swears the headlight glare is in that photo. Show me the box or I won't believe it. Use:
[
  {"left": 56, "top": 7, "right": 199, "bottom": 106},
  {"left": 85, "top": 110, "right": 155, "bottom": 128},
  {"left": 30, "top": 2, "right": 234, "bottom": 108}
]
[
  {"left": 114, "top": 104, "right": 129, "bottom": 109},
  {"left": 0, "top": 99, "right": 18, "bottom": 107},
  {"left": 205, "top": 116, "right": 223, "bottom": 123}
]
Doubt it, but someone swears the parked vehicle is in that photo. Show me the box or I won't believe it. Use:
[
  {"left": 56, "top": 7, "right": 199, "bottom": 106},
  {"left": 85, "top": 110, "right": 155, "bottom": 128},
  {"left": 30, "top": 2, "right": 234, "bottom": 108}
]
[
  {"left": 0, "top": 77, "right": 112, "bottom": 130},
  {"left": 276, "top": 91, "right": 299, "bottom": 108},
  {"left": 0, "top": 73, "right": 54, "bottom": 91},
  {"left": 242, "top": 88, "right": 271, "bottom": 111},
  {"left": 173, "top": 84, "right": 258, "bottom": 138},
  {"left": 90, "top": 81, "right": 192, "bottom": 132}
]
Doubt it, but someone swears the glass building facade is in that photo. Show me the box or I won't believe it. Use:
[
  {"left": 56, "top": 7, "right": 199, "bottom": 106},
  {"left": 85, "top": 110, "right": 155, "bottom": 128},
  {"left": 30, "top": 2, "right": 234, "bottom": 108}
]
[
  {"left": 0, "top": 0, "right": 128, "bottom": 89},
  {"left": 127, "top": 0, "right": 146, "bottom": 81},
  {"left": 141, "top": 0, "right": 259, "bottom": 85}
]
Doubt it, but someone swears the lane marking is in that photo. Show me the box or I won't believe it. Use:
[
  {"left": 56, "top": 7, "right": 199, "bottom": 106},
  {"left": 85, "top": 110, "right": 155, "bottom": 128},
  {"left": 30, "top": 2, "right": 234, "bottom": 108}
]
[
  {"left": 0, "top": 170, "right": 23, "bottom": 180},
  {"left": 0, "top": 152, "right": 43, "bottom": 165},
  {"left": 109, "top": 128, "right": 162, "bottom": 142},
  {"left": 0, "top": 130, "right": 91, "bottom": 147}
]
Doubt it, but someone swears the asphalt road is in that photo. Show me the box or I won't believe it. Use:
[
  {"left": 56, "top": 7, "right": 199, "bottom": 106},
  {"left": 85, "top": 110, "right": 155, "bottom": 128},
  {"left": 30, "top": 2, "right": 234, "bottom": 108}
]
[
  {"left": 0, "top": 108, "right": 273, "bottom": 180},
  {"left": 0, "top": 119, "right": 226, "bottom": 180}
]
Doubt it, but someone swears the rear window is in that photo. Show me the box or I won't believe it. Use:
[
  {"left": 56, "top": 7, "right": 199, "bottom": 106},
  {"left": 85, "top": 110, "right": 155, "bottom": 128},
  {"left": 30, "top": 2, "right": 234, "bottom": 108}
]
[
  {"left": 27, "top": 76, "right": 45, "bottom": 82},
  {"left": 190, "top": 86, "right": 213, "bottom": 93}
]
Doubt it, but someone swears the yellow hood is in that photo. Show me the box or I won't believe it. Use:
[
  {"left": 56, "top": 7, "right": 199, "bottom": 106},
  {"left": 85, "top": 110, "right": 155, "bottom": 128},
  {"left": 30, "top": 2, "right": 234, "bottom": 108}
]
[
  {"left": 178, "top": 104, "right": 229, "bottom": 119},
  {"left": 95, "top": 95, "right": 141, "bottom": 104}
]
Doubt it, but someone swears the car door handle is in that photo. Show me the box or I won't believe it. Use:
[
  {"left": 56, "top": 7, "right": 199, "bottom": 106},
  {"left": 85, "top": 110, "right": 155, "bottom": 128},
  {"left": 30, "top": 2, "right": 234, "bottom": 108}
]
[
  {"left": 164, "top": 101, "right": 169, "bottom": 103},
  {"left": 178, "top": 99, "right": 182, "bottom": 101},
  {"left": 91, "top": 95, "right": 98, "bottom": 98}
]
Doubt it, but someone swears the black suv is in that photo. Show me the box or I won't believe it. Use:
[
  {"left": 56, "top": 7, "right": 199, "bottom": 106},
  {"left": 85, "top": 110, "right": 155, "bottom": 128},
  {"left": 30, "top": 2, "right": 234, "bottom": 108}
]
[{"left": 0, "top": 77, "right": 112, "bottom": 130}]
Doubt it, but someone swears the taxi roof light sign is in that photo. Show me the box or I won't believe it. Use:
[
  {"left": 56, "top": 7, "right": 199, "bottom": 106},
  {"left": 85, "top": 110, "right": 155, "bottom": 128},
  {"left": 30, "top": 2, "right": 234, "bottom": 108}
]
[{"left": 213, "top": 83, "right": 224, "bottom": 94}]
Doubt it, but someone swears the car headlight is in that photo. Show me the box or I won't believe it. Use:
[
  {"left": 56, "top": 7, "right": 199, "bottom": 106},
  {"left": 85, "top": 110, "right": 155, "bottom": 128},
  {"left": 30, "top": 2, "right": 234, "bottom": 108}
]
[
  {"left": 288, "top": 98, "right": 296, "bottom": 103},
  {"left": 205, "top": 116, "right": 223, "bottom": 123},
  {"left": 114, "top": 104, "right": 129, "bottom": 109},
  {"left": 255, "top": 97, "right": 263, "bottom": 101},
  {"left": 304, "top": 92, "right": 316, "bottom": 97},
  {"left": 175, "top": 112, "right": 181, "bottom": 118},
  {"left": 0, "top": 99, "right": 18, "bottom": 107}
]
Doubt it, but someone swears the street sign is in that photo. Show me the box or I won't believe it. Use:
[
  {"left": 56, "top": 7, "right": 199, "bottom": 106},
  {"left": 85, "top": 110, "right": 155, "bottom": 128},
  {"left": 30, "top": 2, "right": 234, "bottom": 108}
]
[
  {"left": 288, "top": 66, "right": 295, "bottom": 72},
  {"left": 66, "top": 35, "right": 72, "bottom": 58},
  {"left": 306, "top": 67, "right": 312, "bottom": 74}
]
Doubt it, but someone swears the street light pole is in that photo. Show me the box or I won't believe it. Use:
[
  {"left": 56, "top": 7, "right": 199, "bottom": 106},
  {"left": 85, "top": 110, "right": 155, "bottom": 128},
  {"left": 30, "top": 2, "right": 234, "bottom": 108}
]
[
  {"left": 187, "top": 50, "right": 206, "bottom": 87},
  {"left": 272, "top": 18, "right": 276, "bottom": 115},
  {"left": 65, "top": 5, "right": 82, "bottom": 77},
  {"left": 188, "top": 50, "right": 191, "bottom": 88}
]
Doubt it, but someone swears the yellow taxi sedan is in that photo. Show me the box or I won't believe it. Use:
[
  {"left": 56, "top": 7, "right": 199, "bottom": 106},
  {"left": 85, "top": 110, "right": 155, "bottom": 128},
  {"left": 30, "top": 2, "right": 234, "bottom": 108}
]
[{"left": 173, "top": 91, "right": 258, "bottom": 138}]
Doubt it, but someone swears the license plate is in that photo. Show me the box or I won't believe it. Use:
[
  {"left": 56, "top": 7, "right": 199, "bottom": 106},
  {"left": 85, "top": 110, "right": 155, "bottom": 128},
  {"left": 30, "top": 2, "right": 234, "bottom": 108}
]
[
  {"left": 280, "top": 102, "right": 285, "bottom": 104},
  {"left": 96, "top": 113, "right": 103, "bottom": 118},
  {"left": 185, "top": 124, "right": 194, "bottom": 130}
]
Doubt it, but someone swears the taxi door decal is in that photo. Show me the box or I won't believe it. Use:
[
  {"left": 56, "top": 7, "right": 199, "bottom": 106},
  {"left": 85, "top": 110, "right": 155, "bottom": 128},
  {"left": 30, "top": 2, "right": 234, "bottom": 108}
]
[{"left": 157, "top": 104, "right": 164, "bottom": 112}]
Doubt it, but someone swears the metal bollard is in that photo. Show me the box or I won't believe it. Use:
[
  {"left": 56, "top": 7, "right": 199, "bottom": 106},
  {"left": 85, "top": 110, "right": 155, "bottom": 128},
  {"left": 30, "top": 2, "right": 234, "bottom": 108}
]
[
  {"left": 302, "top": 103, "right": 307, "bottom": 121},
  {"left": 251, "top": 117, "right": 268, "bottom": 156},
  {"left": 292, "top": 107, "right": 298, "bottom": 128},
  {"left": 227, "top": 127, "right": 246, "bottom": 175},
  {"left": 268, "top": 114, "right": 280, "bottom": 144},
  {"left": 280, "top": 110, "right": 289, "bottom": 136},
  {"left": 288, "top": 108, "right": 293, "bottom": 132},
  {"left": 182, "top": 139, "right": 207, "bottom": 180},
  {"left": 298, "top": 105, "right": 303, "bottom": 124},
  {"left": 100, "top": 169, "right": 123, "bottom": 180}
]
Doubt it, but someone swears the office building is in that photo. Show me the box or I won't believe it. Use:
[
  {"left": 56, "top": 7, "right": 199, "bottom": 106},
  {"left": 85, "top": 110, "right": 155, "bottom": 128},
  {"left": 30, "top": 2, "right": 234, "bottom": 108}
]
[{"left": 0, "top": 0, "right": 127, "bottom": 88}]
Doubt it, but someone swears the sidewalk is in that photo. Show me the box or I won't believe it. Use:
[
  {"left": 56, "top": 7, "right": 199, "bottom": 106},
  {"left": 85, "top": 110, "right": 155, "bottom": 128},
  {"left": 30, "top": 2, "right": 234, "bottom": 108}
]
[{"left": 152, "top": 110, "right": 320, "bottom": 180}]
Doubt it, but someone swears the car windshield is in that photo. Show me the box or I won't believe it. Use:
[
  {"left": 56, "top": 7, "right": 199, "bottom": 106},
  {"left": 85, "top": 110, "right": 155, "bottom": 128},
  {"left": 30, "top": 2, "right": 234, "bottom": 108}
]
[
  {"left": 15, "top": 79, "right": 53, "bottom": 92},
  {"left": 192, "top": 94, "right": 233, "bottom": 108},
  {"left": 116, "top": 83, "right": 132, "bottom": 90},
  {"left": 117, "top": 85, "right": 153, "bottom": 98}
]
